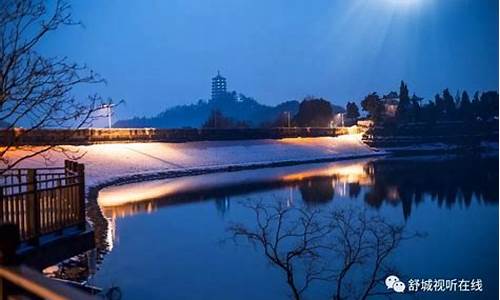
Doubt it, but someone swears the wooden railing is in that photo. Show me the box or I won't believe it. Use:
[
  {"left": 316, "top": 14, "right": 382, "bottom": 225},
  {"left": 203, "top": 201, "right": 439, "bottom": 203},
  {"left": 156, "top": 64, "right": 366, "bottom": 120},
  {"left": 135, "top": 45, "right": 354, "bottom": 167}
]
[{"left": 0, "top": 161, "right": 86, "bottom": 244}]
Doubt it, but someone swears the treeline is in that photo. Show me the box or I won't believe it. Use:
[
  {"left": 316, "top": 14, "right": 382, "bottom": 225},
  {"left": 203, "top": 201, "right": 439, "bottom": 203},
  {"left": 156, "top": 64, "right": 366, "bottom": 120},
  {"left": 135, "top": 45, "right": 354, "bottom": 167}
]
[
  {"left": 361, "top": 81, "right": 499, "bottom": 124},
  {"left": 203, "top": 97, "right": 344, "bottom": 129},
  {"left": 202, "top": 81, "right": 498, "bottom": 129}
]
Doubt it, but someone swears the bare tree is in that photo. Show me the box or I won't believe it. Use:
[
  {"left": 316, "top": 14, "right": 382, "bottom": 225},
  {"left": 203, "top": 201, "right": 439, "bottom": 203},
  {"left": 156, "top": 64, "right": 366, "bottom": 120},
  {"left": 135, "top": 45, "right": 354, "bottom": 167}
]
[
  {"left": 228, "top": 201, "right": 416, "bottom": 300},
  {"left": 229, "top": 201, "right": 332, "bottom": 300},
  {"left": 328, "top": 209, "right": 406, "bottom": 300},
  {"left": 0, "top": 0, "right": 112, "bottom": 169}
]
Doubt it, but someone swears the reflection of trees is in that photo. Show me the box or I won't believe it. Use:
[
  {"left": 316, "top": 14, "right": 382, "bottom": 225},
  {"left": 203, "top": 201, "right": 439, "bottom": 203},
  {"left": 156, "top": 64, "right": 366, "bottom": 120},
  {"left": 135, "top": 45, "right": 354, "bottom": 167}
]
[
  {"left": 215, "top": 196, "right": 231, "bottom": 216},
  {"left": 229, "top": 200, "right": 415, "bottom": 300},
  {"left": 348, "top": 182, "right": 361, "bottom": 198},
  {"left": 363, "top": 157, "right": 499, "bottom": 219},
  {"left": 298, "top": 177, "right": 334, "bottom": 204}
]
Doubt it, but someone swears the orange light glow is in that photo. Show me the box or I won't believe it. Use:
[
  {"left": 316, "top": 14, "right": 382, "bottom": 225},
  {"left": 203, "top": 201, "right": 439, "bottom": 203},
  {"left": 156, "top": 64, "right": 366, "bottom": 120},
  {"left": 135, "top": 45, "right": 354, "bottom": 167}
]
[{"left": 281, "top": 162, "right": 371, "bottom": 184}]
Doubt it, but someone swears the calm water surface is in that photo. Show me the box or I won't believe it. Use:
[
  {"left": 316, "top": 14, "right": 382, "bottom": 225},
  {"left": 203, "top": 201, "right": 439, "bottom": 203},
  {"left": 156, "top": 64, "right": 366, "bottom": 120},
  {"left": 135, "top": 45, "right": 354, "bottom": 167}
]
[{"left": 86, "top": 155, "right": 498, "bottom": 299}]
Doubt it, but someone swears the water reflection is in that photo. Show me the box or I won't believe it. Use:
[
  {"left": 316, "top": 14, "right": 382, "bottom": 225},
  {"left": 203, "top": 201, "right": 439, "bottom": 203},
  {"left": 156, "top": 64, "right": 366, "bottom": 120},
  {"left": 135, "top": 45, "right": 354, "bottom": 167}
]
[
  {"left": 298, "top": 176, "right": 335, "bottom": 204},
  {"left": 228, "top": 201, "right": 414, "bottom": 300},
  {"left": 90, "top": 154, "right": 499, "bottom": 270},
  {"left": 52, "top": 155, "right": 498, "bottom": 299},
  {"left": 97, "top": 159, "right": 374, "bottom": 220},
  {"left": 364, "top": 157, "right": 499, "bottom": 219},
  {"left": 98, "top": 155, "right": 498, "bottom": 222},
  {"left": 214, "top": 196, "right": 230, "bottom": 216}
]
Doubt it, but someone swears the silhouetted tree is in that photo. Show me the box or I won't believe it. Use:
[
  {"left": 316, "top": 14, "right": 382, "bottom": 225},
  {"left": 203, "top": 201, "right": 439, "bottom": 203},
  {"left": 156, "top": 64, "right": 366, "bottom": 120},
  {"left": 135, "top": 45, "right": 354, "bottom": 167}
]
[
  {"left": 361, "top": 93, "right": 384, "bottom": 122},
  {"left": 442, "top": 89, "right": 457, "bottom": 120},
  {"left": 455, "top": 90, "right": 461, "bottom": 105},
  {"left": 434, "top": 93, "right": 445, "bottom": 119},
  {"left": 293, "top": 98, "right": 333, "bottom": 127},
  {"left": 202, "top": 110, "right": 248, "bottom": 129},
  {"left": 396, "top": 81, "right": 411, "bottom": 122},
  {"left": 299, "top": 177, "right": 334, "bottom": 204},
  {"left": 420, "top": 101, "right": 438, "bottom": 123},
  {"left": 458, "top": 91, "right": 472, "bottom": 121},
  {"left": 229, "top": 201, "right": 415, "bottom": 300},
  {"left": 345, "top": 102, "right": 360, "bottom": 119},
  {"left": 211, "top": 91, "right": 238, "bottom": 104},
  {"left": 479, "top": 91, "right": 499, "bottom": 120},
  {"left": 471, "top": 91, "right": 480, "bottom": 116},
  {"left": 0, "top": 0, "right": 112, "bottom": 169},
  {"left": 410, "top": 93, "right": 422, "bottom": 122}
]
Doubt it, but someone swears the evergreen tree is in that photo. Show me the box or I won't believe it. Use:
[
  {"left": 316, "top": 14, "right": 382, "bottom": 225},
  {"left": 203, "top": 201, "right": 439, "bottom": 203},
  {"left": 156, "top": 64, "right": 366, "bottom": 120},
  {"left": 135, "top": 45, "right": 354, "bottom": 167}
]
[
  {"left": 442, "top": 88, "right": 457, "bottom": 120},
  {"left": 455, "top": 90, "right": 461, "bottom": 105},
  {"left": 361, "top": 93, "right": 384, "bottom": 122},
  {"left": 479, "top": 91, "right": 499, "bottom": 120},
  {"left": 293, "top": 98, "right": 334, "bottom": 127},
  {"left": 345, "top": 102, "right": 360, "bottom": 119},
  {"left": 421, "top": 101, "right": 438, "bottom": 123},
  {"left": 399, "top": 81, "right": 410, "bottom": 104},
  {"left": 410, "top": 93, "right": 422, "bottom": 122},
  {"left": 470, "top": 91, "right": 481, "bottom": 119},
  {"left": 396, "top": 81, "right": 411, "bottom": 122},
  {"left": 458, "top": 91, "right": 472, "bottom": 121}
]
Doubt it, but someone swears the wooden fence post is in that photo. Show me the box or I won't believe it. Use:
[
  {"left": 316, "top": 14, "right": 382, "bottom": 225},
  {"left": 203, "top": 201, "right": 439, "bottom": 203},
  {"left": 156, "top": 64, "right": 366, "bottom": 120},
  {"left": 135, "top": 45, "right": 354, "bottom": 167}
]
[
  {"left": 0, "top": 188, "right": 3, "bottom": 225},
  {"left": 0, "top": 224, "right": 21, "bottom": 299},
  {"left": 77, "top": 163, "right": 86, "bottom": 230},
  {"left": 0, "top": 224, "right": 20, "bottom": 266},
  {"left": 64, "top": 160, "right": 70, "bottom": 179},
  {"left": 27, "top": 169, "right": 39, "bottom": 245}
]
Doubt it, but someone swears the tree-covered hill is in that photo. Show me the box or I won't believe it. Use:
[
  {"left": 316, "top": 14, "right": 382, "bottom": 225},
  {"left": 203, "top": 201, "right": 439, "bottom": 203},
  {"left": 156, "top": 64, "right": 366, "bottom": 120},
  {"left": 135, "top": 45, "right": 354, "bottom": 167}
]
[{"left": 114, "top": 94, "right": 343, "bottom": 128}]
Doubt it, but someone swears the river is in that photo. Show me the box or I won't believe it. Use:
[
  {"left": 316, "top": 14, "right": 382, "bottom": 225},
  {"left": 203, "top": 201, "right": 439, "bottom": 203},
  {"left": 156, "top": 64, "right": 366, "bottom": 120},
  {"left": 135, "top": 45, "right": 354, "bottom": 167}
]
[{"left": 51, "top": 155, "right": 500, "bottom": 299}]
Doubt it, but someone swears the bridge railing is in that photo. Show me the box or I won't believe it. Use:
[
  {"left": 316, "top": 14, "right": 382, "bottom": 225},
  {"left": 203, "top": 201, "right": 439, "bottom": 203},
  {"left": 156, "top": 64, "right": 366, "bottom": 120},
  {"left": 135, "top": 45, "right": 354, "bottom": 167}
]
[
  {"left": 0, "top": 127, "right": 345, "bottom": 145},
  {"left": 0, "top": 161, "right": 86, "bottom": 244}
]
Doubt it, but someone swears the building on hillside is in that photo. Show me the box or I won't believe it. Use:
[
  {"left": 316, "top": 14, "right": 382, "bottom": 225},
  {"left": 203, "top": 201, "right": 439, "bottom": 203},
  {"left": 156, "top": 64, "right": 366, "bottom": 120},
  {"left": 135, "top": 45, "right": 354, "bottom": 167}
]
[
  {"left": 211, "top": 71, "right": 227, "bottom": 101},
  {"left": 382, "top": 91, "right": 399, "bottom": 118}
]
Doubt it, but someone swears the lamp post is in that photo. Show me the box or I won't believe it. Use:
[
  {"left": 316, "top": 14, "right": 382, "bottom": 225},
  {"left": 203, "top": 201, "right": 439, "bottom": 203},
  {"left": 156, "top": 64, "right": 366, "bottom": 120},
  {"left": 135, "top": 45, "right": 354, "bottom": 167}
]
[
  {"left": 102, "top": 103, "right": 117, "bottom": 129},
  {"left": 284, "top": 111, "right": 291, "bottom": 128}
]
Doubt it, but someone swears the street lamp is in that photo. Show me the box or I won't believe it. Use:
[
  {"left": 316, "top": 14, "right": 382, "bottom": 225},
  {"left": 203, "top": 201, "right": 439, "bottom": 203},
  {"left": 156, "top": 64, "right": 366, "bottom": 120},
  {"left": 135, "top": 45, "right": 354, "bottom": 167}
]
[
  {"left": 335, "top": 113, "right": 344, "bottom": 127},
  {"left": 284, "top": 111, "right": 291, "bottom": 128},
  {"left": 101, "top": 103, "right": 117, "bottom": 129}
]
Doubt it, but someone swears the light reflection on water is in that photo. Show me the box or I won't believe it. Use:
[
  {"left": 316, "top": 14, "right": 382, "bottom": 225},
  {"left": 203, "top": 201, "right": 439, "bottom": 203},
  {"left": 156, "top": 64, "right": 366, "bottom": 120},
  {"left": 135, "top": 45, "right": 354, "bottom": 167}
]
[
  {"left": 59, "top": 156, "right": 500, "bottom": 299},
  {"left": 97, "top": 158, "right": 377, "bottom": 251},
  {"left": 97, "top": 159, "right": 373, "bottom": 208}
]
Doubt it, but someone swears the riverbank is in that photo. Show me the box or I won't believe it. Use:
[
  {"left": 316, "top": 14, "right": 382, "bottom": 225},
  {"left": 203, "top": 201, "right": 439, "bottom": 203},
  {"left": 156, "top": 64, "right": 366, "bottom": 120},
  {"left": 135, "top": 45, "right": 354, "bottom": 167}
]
[{"left": 7, "top": 134, "right": 384, "bottom": 189}]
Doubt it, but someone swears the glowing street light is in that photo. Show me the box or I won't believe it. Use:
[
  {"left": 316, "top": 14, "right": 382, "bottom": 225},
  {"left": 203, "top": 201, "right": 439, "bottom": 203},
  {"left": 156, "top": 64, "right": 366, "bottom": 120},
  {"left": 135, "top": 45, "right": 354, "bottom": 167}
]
[
  {"left": 101, "top": 103, "right": 117, "bottom": 129},
  {"left": 332, "top": 113, "right": 345, "bottom": 128}
]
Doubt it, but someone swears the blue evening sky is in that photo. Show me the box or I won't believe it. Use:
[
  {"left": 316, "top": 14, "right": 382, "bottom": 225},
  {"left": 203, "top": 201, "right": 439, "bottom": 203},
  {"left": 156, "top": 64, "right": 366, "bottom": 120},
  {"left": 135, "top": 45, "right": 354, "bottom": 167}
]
[{"left": 41, "top": 0, "right": 498, "bottom": 122}]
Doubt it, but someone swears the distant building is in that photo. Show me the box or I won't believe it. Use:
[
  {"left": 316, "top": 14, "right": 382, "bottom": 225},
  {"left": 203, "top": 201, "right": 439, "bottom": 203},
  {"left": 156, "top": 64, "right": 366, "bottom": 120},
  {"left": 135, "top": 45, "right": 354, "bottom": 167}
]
[
  {"left": 382, "top": 91, "right": 399, "bottom": 118},
  {"left": 211, "top": 71, "right": 227, "bottom": 101}
]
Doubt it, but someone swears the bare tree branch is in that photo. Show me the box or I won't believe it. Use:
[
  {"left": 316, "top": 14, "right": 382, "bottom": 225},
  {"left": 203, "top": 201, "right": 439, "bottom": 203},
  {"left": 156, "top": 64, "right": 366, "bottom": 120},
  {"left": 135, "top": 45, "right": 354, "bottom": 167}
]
[
  {"left": 0, "top": 0, "right": 114, "bottom": 169},
  {"left": 228, "top": 200, "right": 419, "bottom": 300}
]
